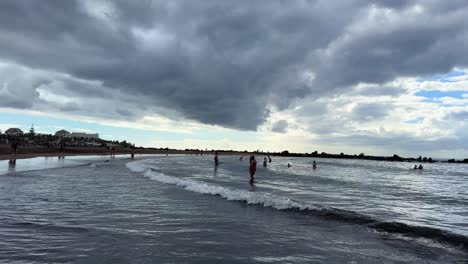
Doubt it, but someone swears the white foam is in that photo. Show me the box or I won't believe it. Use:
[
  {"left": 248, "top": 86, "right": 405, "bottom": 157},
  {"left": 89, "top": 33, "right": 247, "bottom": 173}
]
[
  {"left": 90, "top": 163, "right": 97, "bottom": 168},
  {"left": 125, "top": 159, "right": 151, "bottom": 173},
  {"left": 126, "top": 160, "right": 320, "bottom": 211}
]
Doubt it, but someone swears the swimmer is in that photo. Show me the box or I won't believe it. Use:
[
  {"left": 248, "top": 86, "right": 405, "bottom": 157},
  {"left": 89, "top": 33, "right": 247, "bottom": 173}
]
[
  {"left": 268, "top": 155, "right": 272, "bottom": 163},
  {"left": 249, "top": 156, "right": 257, "bottom": 184},
  {"left": 287, "top": 163, "right": 291, "bottom": 168},
  {"left": 313, "top": 160, "right": 317, "bottom": 170},
  {"left": 263, "top": 157, "right": 267, "bottom": 167},
  {"left": 418, "top": 164, "right": 423, "bottom": 170},
  {"left": 413, "top": 165, "right": 417, "bottom": 170}
]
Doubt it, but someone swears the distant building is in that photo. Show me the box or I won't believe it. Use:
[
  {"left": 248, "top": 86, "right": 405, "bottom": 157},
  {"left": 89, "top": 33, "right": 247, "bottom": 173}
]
[
  {"left": 70, "top": 132, "right": 99, "bottom": 139},
  {"left": 5, "top": 128, "right": 23, "bottom": 137},
  {"left": 55, "top": 129, "right": 70, "bottom": 138}
]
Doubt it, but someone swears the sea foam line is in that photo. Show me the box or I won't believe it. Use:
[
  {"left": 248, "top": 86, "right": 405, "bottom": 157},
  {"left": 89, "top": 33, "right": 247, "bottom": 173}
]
[{"left": 126, "top": 160, "right": 319, "bottom": 211}]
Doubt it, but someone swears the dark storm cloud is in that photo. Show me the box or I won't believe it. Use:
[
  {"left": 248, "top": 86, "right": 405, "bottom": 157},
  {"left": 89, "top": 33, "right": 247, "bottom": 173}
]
[
  {"left": 0, "top": 1, "right": 468, "bottom": 130},
  {"left": 314, "top": 3, "right": 468, "bottom": 90}
]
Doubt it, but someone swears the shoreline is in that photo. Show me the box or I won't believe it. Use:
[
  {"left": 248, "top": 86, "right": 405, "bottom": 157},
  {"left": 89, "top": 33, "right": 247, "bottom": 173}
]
[
  {"left": 0, "top": 145, "right": 246, "bottom": 161},
  {"left": 1, "top": 144, "right": 466, "bottom": 164}
]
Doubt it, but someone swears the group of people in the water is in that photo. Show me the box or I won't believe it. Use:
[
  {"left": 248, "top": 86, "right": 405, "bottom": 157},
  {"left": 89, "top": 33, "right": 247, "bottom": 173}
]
[
  {"left": 263, "top": 156, "right": 272, "bottom": 167},
  {"left": 414, "top": 164, "right": 424, "bottom": 170},
  {"left": 215, "top": 152, "right": 318, "bottom": 184}
]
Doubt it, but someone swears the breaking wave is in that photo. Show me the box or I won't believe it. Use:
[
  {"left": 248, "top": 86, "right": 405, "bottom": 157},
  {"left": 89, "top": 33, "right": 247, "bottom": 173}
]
[{"left": 126, "top": 160, "right": 468, "bottom": 251}]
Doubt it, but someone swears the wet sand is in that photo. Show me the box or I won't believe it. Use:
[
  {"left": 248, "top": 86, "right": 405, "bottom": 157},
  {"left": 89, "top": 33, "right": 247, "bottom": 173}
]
[{"left": 0, "top": 144, "right": 237, "bottom": 161}]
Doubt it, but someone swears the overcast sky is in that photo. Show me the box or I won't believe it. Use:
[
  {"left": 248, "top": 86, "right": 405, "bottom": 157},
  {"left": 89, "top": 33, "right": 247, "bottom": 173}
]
[{"left": 1, "top": 1, "right": 467, "bottom": 158}]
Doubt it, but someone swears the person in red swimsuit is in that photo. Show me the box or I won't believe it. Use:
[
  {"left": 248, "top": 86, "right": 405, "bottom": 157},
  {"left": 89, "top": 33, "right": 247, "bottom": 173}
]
[{"left": 249, "top": 155, "right": 257, "bottom": 184}]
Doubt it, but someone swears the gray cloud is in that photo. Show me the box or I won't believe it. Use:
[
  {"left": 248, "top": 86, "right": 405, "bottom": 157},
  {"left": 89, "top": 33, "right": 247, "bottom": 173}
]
[
  {"left": 271, "top": 120, "right": 288, "bottom": 133},
  {"left": 352, "top": 103, "right": 391, "bottom": 121},
  {"left": 446, "top": 110, "right": 468, "bottom": 121},
  {"left": 0, "top": 1, "right": 468, "bottom": 131},
  {"left": 351, "top": 85, "right": 406, "bottom": 97},
  {"left": 0, "top": 63, "right": 44, "bottom": 108}
]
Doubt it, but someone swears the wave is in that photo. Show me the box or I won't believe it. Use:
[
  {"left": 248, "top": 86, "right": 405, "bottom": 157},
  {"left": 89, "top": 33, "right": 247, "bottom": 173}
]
[
  {"left": 11, "top": 221, "right": 89, "bottom": 233},
  {"left": 126, "top": 160, "right": 468, "bottom": 251}
]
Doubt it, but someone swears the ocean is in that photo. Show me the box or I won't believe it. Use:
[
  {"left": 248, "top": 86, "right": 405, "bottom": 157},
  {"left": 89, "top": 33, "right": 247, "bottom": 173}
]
[{"left": 0, "top": 154, "right": 467, "bottom": 263}]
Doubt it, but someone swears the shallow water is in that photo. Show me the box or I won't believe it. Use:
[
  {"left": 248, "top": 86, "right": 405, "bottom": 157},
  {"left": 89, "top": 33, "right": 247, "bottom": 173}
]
[{"left": 0, "top": 155, "right": 467, "bottom": 263}]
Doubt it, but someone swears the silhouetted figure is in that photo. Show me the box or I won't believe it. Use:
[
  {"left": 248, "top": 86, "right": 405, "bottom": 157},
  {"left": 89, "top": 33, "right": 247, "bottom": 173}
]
[
  {"left": 214, "top": 152, "right": 219, "bottom": 166},
  {"left": 239, "top": 156, "right": 243, "bottom": 161},
  {"left": 268, "top": 155, "right": 272, "bottom": 163},
  {"left": 263, "top": 157, "right": 267, "bottom": 167},
  {"left": 413, "top": 165, "right": 418, "bottom": 169},
  {"left": 287, "top": 163, "right": 291, "bottom": 168},
  {"left": 11, "top": 141, "right": 18, "bottom": 156},
  {"left": 131, "top": 149, "right": 135, "bottom": 159},
  {"left": 249, "top": 156, "right": 257, "bottom": 184},
  {"left": 418, "top": 164, "right": 423, "bottom": 170},
  {"left": 313, "top": 160, "right": 317, "bottom": 170}
]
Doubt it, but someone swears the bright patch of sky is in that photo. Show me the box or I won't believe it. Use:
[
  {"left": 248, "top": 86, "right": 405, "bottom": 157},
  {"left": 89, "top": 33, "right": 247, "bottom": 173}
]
[
  {"left": 415, "top": 90, "right": 466, "bottom": 99},
  {"left": 417, "top": 71, "right": 466, "bottom": 83},
  {"left": 0, "top": 111, "right": 262, "bottom": 150},
  {"left": 405, "top": 117, "right": 425, "bottom": 124}
]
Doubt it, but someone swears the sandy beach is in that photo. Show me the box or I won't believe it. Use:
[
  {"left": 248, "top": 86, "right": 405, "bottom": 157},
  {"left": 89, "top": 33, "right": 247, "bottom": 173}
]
[
  {"left": 0, "top": 144, "right": 178, "bottom": 161},
  {"left": 0, "top": 144, "right": 249, "bottom": 161}
]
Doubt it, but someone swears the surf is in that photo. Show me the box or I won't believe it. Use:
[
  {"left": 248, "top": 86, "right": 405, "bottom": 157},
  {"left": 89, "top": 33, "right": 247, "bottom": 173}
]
[{"left": 126, "top": 160, "right": 468, "bottom": 251}]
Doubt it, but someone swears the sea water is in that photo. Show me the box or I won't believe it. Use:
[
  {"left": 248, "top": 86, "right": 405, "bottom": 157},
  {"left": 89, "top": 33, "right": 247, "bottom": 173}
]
[{"left": 0, "top": 155, "right": 467, "bottom": 263}]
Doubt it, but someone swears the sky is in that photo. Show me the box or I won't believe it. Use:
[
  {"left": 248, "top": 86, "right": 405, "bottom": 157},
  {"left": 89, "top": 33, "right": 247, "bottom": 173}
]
[{"left": 0, "top": 1, "right": 467, "bottom": 158}]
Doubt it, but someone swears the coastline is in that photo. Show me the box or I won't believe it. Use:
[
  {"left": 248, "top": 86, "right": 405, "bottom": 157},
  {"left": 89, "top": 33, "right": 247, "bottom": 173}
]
[
  {"left": 0, "top": 145, "right": 246, "bottom": 161},
  {"left": 1, "top": 144, "right": 466, "bottom": 163}
]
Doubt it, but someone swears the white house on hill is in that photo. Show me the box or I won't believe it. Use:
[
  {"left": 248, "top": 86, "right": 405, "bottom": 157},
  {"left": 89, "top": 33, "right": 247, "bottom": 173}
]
[
  {"left": 5, "top": 128, "right": 24, "bottom": 137},
  {"left": 55, "top": 129, "right": 70, "bottom": 137}
]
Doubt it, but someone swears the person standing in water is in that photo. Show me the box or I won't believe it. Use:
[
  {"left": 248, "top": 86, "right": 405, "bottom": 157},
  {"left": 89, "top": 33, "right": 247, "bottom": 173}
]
[
  {"left": 263, "top": 157, "right": 267, "bottom": 167},
  {"left": 287, "top": 163, "right": 291, "bottom": 168},
  {"left": 249, "top": 156, "right": 257, "bottom": 184},
  {"left": 312, "top": 160, "right": 317, "bottom": 170},
  {"left": 214, "top": 151, "right": 219, "bottom": 166},
  {"left": 268, "top": 155, "right": 272, "bottom": 163},
  {"left": 11, "top": 140, "right": 18, "bottom": 156}
]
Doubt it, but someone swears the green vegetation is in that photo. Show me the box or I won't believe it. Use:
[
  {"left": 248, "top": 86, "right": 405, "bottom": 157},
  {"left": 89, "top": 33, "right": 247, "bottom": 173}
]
[{"left": 0, "top": 130, "right": 134, "bottom": 149}]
